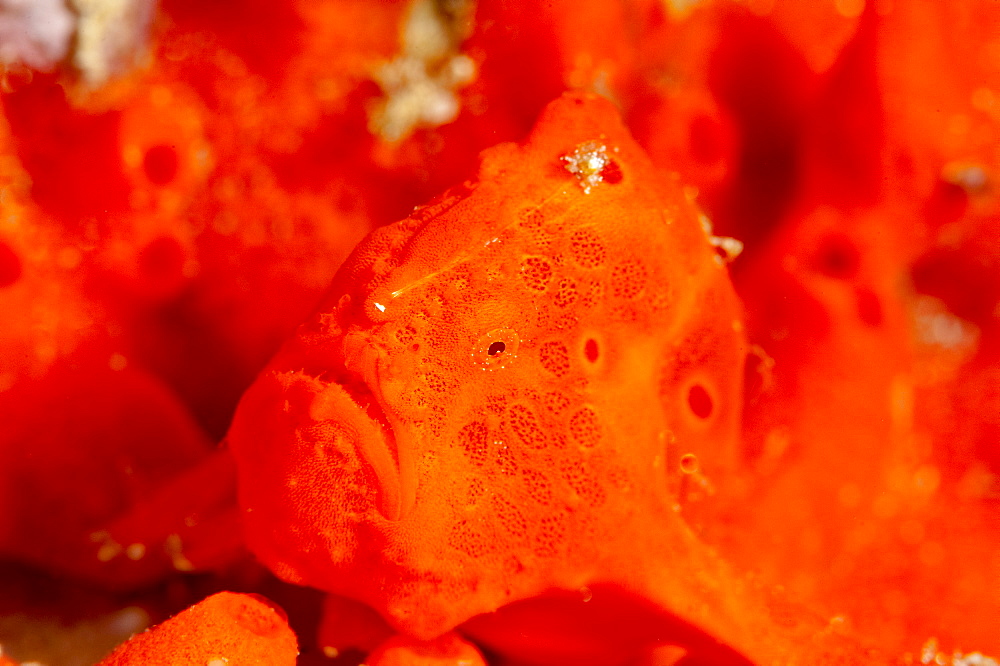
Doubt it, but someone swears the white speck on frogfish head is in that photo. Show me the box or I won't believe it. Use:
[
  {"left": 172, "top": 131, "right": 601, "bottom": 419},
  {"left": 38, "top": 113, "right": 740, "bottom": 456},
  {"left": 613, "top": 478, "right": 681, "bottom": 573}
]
[{"left": 563, "top": 141, "right": 611, "bottom": 194}]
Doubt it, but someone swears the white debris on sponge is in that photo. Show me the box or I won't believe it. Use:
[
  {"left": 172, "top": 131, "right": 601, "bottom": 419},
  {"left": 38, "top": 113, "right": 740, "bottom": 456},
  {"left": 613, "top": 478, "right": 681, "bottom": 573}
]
[
  {"left": 0, "top": 0, "right": 154, "bottom": 84},
  {"left": 0, "top": 0, "right": 74, "bottom": 70},
  {"left": 698, "top": 212, "right": 743, "bottom": 265},
  {"left": 914, "top": 295, "right": 979, "bottom": 351},
  {"left": 562, "top": 141, "right": 610, "bottom": 194},
  {"left": 370, "top": 0, "right": 477, "bottom": 142},
  {"left": 942, "top": 161, "right": 989, "bottom": 193},
  {"left": 917, "top": 638, "right": 1000, "bottom": 666},
  {"left": 709, "top": 234, "right": 744, "bottom": 263},
  {"left": 71, "top": 0, "right": 157, "bottom": 85}
]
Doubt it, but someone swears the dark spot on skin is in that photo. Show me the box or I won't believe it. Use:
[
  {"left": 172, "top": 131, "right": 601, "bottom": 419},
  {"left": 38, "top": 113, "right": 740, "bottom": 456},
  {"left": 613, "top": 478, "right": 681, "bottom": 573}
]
[
  {"left": 584, "top": 338, "right": 599, "bottom": 362},
  {"left": 488, "top": 341, "right": 506, "bottom": 356},
  {"left": 602, "top": 160, "right": 623, "bottom": 184},
  {"left": 813, "top": 233, "right": 860, "bottom": 280},
  {"left": 687, "top": 384, "right": 713, "bottom": 419},
  {"left": 143, "top": 144, "right": 179, "bottom": 185}
]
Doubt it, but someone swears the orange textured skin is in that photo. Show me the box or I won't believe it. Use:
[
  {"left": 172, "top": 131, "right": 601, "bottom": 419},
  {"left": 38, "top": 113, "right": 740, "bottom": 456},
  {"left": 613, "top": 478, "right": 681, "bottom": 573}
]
[
  {"left": 228, "top": 92, "right": 886, "bottom": 663},
  {"left": 96, "top": 591, "right": 297, "bottom": 665}
]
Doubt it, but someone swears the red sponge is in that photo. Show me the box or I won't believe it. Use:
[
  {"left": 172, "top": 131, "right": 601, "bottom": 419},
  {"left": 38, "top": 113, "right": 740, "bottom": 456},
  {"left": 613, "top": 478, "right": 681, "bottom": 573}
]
[{"left": 97, "top": 592, "right": 298, "bottom": 665}]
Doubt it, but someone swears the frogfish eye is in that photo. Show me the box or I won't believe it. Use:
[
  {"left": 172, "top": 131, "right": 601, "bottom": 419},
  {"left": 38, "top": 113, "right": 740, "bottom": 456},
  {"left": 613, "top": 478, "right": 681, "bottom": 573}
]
[{"left": 474, "top": 328, "right": 520, "bottom": 370}]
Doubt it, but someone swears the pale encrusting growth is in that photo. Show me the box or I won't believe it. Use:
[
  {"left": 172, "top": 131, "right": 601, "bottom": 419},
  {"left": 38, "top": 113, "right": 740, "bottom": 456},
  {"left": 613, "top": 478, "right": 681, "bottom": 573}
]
[
  {"left": 71, "top": 0, "right": 157, "bottom": 85},
  {"left": 0, "top": 0, "right": 74, "bottom": 71},
  {"left": 915, "top": 638, "right": 1000, "bottom": 666},
  {"left": 0, "top": 0, "right": 155, "bottom": 84},
  {"left": 369, "top": 0, "right": 477, "bottom": 141}
]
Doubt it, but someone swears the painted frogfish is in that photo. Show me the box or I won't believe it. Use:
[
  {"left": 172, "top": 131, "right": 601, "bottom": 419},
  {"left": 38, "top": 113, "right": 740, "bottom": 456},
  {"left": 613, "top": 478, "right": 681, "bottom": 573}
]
[{"left": 228, "top": 92, "right": 866, "bottom": 664}]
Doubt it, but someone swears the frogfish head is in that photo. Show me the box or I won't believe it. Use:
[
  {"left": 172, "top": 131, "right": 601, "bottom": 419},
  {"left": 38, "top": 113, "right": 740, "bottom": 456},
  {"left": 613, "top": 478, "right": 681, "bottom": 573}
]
[{"left": 227, "top": 92, "right": 747, "bottom": 638}]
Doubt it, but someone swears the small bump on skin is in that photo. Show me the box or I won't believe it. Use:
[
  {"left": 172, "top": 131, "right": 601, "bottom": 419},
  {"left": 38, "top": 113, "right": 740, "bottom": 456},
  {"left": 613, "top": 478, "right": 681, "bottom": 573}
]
[{"left": 563, "top": 141, "right": 616, "bottom": 194}]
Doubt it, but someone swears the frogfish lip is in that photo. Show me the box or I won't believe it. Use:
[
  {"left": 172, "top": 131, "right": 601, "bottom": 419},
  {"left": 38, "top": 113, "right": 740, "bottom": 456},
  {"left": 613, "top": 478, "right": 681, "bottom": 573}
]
[{"left": 306, "top": 354, "right": 413, "bottom": 523}]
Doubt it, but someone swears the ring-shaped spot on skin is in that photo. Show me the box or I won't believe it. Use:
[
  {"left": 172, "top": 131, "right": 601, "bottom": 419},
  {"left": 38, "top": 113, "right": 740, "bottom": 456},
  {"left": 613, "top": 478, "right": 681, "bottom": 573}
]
[{"left": 678, "top": 374, "right": 720, "bottom": 430}]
